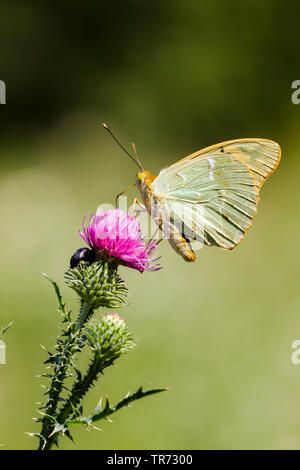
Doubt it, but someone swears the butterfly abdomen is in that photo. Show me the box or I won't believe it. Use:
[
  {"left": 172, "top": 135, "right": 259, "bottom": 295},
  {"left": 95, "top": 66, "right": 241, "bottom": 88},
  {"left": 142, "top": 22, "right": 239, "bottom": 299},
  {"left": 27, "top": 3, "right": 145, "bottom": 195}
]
[{"left": 168, "top": 225, "right": 195, "bottom": 262}]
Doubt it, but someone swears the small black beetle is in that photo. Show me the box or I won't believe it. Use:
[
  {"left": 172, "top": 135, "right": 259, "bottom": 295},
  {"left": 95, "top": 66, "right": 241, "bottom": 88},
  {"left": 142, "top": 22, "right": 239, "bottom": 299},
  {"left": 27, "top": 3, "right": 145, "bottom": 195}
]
[{"left": 70, "top": 247, "right": 96, "bottom": 268}]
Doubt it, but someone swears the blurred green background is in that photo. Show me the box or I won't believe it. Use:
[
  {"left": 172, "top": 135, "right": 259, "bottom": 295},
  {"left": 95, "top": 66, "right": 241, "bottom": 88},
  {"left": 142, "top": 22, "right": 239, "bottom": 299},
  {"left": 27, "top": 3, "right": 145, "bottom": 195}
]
[{"left": 1, "top": 0, "right": 300, "bottom": 450}]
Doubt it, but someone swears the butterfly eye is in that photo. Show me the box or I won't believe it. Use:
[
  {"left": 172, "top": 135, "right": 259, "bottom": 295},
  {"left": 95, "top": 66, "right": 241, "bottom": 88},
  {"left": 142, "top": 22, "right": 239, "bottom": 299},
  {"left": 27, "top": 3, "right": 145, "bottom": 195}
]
[{"left": 137, "top": 172, "right": 144, "bottom": 182}]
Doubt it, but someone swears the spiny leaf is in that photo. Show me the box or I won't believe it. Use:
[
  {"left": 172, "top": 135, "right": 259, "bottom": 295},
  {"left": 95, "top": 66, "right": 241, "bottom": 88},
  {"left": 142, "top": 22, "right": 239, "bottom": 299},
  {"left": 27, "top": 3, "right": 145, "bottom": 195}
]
[
  {"left": 0, "top": 321, "right": 13, "bottom": 339},
  {"left": 49, "top": 423, "right": 67, "bottom": 437},
  {"left": 42, "top": 272, "right": 70, "bottom": 321},
  {"left": 65, "top": 416, "right": 93, "bottom": 428},
  {"left": 91, "top": 386, "right": 167, "bottom": 423}
]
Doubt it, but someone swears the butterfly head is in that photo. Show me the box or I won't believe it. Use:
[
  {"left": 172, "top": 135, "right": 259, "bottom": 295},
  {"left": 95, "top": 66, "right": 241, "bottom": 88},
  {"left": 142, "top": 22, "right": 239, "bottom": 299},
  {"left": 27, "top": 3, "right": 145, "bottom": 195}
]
[{"left": 136, "top": 171, "right": 156, "bottom": 187}]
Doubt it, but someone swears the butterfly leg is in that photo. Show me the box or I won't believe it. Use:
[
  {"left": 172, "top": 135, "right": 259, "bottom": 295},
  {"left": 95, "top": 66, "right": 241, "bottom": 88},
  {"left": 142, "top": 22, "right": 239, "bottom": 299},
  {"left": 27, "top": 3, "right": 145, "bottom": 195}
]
[
  {"left": 115, "top": 183, "right": 136, "bottom": 208},
  {"left": 156, "top": 235, "right": 164, "bottom": 245},
  {"left": 148, "top": 220, "right": 163, "bottom": 244},
  {"left": 130, "top": 198, "right": 147, "bottom": 218}
]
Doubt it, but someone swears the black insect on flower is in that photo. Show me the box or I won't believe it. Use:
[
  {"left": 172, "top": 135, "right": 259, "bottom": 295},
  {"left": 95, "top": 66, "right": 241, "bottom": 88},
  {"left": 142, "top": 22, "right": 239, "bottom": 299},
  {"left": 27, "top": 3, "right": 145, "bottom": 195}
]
[{"left": 70, "top": 247, "right": 96, "bottom": 268}]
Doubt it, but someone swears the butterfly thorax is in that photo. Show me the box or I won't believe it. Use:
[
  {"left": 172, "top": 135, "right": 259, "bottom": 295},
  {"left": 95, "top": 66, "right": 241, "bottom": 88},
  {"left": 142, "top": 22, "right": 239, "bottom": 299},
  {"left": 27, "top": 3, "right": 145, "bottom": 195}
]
[
  {"left": 136, "top": 170, "right": 196, "bottom": 262},
  {"left": 136, "top": 171, "right": 157, "bottom": 213}
]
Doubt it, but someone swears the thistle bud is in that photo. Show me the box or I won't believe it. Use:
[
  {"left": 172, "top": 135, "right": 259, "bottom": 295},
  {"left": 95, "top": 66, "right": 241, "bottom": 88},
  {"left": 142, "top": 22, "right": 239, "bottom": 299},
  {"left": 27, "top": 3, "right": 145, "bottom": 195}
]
[
  {"left": 84, "top": 313, "right": 135, "bottom": 363},
  {"left": 64, "top": 260, "right": 128, "bottom": 309}
]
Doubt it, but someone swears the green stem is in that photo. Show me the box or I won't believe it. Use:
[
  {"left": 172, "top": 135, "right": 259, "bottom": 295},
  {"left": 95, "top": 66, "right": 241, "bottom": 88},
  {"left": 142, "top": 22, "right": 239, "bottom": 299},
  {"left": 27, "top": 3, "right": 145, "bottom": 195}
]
[
  {"left": 76, "top": 300, "right": 93, "bottom": 330},
  {"left": 43, "top": 354, "right": 112, "bottom": 450},
  {"left": 57, "top": 354, "right": 104, "bottom": 425},
  {"left": 38, "top": 300, "right": 93, "bottom": 450}
]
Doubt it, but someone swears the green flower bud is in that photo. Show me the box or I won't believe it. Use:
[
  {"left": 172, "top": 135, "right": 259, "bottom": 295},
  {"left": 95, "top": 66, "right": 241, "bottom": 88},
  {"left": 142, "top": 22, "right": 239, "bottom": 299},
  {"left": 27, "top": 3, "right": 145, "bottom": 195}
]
[
  {"left": 64, "top": 261, "right": 128, "bottom": 309},
  {"left": 84, "top": 314, "right": 135, "bottom": 363}
]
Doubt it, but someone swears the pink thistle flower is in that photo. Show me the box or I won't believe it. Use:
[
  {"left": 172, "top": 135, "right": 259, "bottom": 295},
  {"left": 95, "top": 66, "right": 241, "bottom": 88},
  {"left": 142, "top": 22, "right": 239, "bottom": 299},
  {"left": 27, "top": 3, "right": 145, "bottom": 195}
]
[{"left": 79, "top": 208, "right": 161, "bottom": 273}]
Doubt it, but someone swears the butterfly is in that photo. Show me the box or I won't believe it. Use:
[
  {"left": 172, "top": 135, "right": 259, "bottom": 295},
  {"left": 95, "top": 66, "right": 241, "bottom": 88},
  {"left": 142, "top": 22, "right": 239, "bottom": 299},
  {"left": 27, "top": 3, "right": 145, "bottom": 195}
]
[{"left": 103, "top": 125, "right": 281, "bottom": 262}]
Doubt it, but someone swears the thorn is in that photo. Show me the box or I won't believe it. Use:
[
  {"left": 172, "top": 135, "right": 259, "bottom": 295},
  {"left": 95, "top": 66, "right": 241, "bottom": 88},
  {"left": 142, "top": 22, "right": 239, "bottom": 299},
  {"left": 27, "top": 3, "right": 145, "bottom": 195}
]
[
  {"left": 25, "top": 432, "right": 38, "bottom": 438},
  {"left": 91, "top": 424, "right": 102, "bottom": 431}
]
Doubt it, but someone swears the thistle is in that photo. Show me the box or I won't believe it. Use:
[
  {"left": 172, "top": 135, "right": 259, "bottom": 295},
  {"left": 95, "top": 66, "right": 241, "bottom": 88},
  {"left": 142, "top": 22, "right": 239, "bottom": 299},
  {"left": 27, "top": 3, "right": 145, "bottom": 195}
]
[
  {"left": 34, "top": 208, "right": 166, "bottom": 450},
  {"left": 80, "top": 209, "right": 161, "bottom": 272},
  {"left": 65, "top": 261, "right": 128, "bottom": 310},
  {"left": 84, "top": 313, "right": 135, "bottom": 362}
]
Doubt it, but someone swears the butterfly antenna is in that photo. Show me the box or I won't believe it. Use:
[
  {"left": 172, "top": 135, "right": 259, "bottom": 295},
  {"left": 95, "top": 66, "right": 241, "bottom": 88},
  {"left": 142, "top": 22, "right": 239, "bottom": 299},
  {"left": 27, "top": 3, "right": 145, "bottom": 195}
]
[
  {"left": 131, "top": 142, "right": 144, "bottom": 171},
  {"left": 102, "top": 123, "right": 144, "bottom": 171}
]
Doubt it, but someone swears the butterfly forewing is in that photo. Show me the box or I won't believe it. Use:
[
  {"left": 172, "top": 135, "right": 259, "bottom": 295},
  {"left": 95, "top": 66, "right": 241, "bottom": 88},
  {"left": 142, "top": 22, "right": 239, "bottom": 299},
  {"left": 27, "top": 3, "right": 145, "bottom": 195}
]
[
  {"left": 173, "top": 138, "right": 281, "bottom": 189},
  {"left": 152, "top": 139, "right": 280, "bottom": 249}
]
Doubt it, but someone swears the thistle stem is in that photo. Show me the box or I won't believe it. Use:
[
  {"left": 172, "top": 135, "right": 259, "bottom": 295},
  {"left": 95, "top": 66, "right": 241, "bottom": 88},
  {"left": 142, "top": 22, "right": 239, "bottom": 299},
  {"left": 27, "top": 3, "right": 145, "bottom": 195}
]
[
  {"left": 57, "top": 354, "right": 104, "bottom": 424},
  {"left": 41, "top": 355, "right": 112, "bottom": 450},
  {"left": 37, "top": 300, "right": 93, "bottom": 450},
  {"left": 37, "top": 261, "right": 128, "bottom": 450},
  {"left": 76, "top": 300, "right": 93, "bottom": 330}
]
